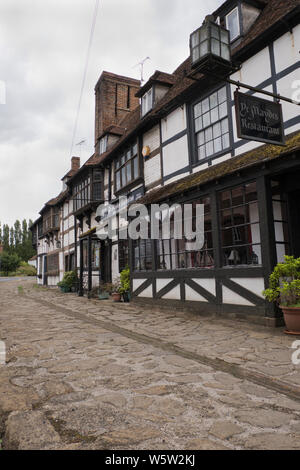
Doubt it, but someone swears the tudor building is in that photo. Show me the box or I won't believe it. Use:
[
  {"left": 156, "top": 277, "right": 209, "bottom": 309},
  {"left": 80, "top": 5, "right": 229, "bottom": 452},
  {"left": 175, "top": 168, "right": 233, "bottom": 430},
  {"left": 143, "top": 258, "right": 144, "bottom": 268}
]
[{"left": 31, "top": 0, "right": 300, "bottom": 327}]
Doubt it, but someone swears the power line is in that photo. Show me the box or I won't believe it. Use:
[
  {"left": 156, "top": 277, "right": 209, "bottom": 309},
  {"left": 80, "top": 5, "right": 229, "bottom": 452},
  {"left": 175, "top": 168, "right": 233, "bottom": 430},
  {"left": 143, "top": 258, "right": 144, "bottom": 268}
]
[{"left": 69, "top": 0, "right": 100, "bottom": 158}]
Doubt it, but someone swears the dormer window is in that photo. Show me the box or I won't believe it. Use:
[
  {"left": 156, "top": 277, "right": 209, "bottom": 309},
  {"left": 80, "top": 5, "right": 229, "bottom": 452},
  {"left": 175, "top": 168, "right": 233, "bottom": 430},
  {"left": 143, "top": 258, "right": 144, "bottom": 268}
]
[
  {"left": 225, "top": 7, "right": 240, "bottom": 42},
  {"left": 141, "top": 88, "right": 153, "bottom": 117},
  {"left": 99, "top": 135, "right": 107, "bottom": 155}
]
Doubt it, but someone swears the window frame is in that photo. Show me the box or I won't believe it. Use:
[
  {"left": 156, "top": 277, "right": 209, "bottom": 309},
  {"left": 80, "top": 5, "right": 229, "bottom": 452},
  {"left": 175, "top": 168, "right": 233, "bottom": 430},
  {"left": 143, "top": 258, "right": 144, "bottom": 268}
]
[
  {"left": 218, "top": 181, "right": 262, "bottom": 267},
  {"left": 155, "top": 195, "right": 214, "bottom": 272},
  {"left": 46, "top": 252, "right": 59, "bottom": 274},
  {"left": 225, "top": 6, "right": 240, "bottom": 42},
  {"left": 73, "top": 169, "right": 103, "bottom": 213},
  {"left": 190, "top": 84, "right": 232, "bottom": 166},
  {"left": 118, "top": 239, "right": 129, "bottom": 273},
  {"left": 141, "top": 87, "right": 154, "bottom": 117},
  {"left": 99, "top": 135, "right": 108, "bottom": 155},
  {"left": 114, "top": 141, "right": 140, "bottom": 194}
]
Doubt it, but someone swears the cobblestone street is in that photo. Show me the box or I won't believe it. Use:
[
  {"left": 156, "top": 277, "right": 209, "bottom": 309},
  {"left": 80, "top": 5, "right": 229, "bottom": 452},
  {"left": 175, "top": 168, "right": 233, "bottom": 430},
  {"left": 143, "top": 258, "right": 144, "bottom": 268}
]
[{"left": 0, "top": 278, "right": 300, "bottom": 450}]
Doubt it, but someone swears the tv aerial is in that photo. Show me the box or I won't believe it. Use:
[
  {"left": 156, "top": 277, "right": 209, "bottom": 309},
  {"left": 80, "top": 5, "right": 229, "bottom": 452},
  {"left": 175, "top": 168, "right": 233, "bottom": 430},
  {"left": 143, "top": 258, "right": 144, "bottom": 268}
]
[{"left": 133, "top": 57, "right": 150, "bottom": 84}]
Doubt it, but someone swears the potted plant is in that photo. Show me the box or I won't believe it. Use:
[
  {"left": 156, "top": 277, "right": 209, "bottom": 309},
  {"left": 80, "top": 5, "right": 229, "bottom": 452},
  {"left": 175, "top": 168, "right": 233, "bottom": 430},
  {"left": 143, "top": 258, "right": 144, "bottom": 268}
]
[
  {"left": 263, "top": 256, "right": 300, "bottom": 334},
  {"left": 111, "top": 279, "right": 122, "bottom": 302},
  {"left": 57, "top": 271, "right": 77, "bottom": 294},
  {"left": 120, "top": 266, "right": 130, "bottom": 302}
]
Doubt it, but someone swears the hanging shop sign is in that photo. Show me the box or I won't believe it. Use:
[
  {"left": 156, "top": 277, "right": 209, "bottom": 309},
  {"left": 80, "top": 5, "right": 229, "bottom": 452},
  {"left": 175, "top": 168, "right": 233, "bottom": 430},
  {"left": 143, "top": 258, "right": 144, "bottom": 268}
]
[{"left": 234, "top": 91, "right": 285, "bottom": 146}]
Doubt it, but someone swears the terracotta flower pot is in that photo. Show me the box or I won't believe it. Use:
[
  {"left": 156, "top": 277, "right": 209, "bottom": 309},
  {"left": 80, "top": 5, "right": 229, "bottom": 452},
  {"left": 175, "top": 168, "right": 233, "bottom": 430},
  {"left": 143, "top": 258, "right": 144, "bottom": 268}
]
[
  {"left": 280, "top": 305, "right": 300, "bottom": 334},
  {"left": 111, "top": 292, "right": 121, "bottom": 302}
]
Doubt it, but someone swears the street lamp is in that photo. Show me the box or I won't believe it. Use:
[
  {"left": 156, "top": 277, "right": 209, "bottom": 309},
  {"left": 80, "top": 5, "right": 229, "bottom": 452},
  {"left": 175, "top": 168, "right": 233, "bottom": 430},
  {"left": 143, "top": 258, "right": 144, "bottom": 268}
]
[{"left": 190, "top": 15, "right": 232, "bottom": 74}]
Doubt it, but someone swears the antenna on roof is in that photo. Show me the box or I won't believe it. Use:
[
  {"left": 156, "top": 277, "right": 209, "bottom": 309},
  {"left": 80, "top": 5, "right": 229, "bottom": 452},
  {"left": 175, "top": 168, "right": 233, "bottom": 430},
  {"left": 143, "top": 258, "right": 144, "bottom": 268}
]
[
  {"left": 75, "top": 139, "right": 86, "bottom": 158},
  {"left": 133, "top": 57, "right": 150, "bottom": 84}
]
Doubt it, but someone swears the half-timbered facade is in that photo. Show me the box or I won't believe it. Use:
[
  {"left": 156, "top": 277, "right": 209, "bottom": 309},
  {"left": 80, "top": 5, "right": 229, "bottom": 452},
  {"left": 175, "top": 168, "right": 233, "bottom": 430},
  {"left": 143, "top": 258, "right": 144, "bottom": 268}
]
[{"left": 31, "top": 0, "right": 300, "bottom": 326}]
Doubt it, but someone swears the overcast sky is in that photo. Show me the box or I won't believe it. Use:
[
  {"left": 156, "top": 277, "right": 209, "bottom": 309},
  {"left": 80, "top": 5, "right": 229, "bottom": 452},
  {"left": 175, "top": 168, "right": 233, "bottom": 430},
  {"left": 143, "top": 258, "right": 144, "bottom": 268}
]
[{"left": 0, "top": 0, "right": 222, "bottom": 226}]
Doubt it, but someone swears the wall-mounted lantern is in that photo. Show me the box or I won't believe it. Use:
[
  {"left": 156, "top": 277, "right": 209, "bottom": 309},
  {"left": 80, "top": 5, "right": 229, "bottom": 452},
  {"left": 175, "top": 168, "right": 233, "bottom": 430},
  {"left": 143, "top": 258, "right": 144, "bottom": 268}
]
[{"left": 190, "top": 15, "right": 232, "bottom": 75}]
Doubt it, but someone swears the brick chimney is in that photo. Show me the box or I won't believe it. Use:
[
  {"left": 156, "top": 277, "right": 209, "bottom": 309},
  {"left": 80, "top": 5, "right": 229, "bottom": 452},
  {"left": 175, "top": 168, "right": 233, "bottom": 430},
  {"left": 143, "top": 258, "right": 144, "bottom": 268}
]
[
  {"left": 94, "top": 71, "right": 140, "bottom": 145},
  {"left": 71, "top": 157, "right": 80, "bottom": 172}
]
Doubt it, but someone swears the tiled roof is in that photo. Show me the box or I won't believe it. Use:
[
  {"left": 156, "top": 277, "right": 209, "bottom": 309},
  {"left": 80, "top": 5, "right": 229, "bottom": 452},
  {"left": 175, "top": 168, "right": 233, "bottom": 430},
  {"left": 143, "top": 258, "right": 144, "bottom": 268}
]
[
  {"left": 69, "top": 0, "right": 299, "bottom": 180},
  {"left": 213, "top": 0, "right": 268, "bottom": 17},
  {"left": 137, "top": 130, "right": 300, "bottom": 205},
  {"left": 136, "top": 70, "right": 176, "bottom": 98},
  {"left": 233, "top": 0, "right": 299, "bottom": 55},
  {"left": 40, "top": 189, "right": 69, "bottom": 213}
]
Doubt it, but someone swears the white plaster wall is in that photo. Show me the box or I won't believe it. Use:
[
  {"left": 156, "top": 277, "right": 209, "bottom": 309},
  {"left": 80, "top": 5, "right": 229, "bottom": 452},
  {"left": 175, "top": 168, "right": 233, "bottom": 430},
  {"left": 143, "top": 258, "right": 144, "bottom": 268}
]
[
  {"left": 230, "top": 277, "right": 265, "bottom": 298},
  {"left": 156, "top": 279, "right": 173, "bottom": 292},
  {"left": 274, "top": 26, "right": 300, "bottom": 73},
  {"left": 161, "top": 285, "right": 181, "bottom": 300},
  {"left": 161, "top": 106, "right": 187, "bottom": 143},
  {"left": 47, "top": 275, "right": 60, "bottom": 287},
  {"left": 143, "top": 124, "right": 160, "bottom": 151},
  {"left": 138, "top": 284, "right": 153, "bottom": 298},
  {"left": 278, "top": 71, "right": 300, "bottom": 125},
  {"left": 164, "top": 172, "right": 189, "bottom": 185},
  {"left": 191, "top": 278, "right": 216, "bottom": 296},
  {"left": 222, "top": 286, "right": 254, "bottom": 306},
  {"left": 211, "top": 153, "right": 232, "bottom": 166},
  {"left": 192, "top": 162, "right": 209, "bottom": 172},
  {"left": 162, "top": 135, "right": 189, "bottom": 177},
  {"left": 185, "top": 285, "right": 208, "bottom": 302},
  {"left": 232, "top": 47, "right": 271, "bottom": 86},
  {"left": 144, "top": 154, "right": 161, "bottom": 187},
  {"left": 132, "top": 279, "right": 147, "bottom": 291}
]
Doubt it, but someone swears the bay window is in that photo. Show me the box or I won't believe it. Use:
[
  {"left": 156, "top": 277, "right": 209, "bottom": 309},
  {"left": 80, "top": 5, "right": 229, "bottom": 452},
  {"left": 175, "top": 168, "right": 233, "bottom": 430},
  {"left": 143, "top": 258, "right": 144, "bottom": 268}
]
[
  {"left": 219, "top": 182, "right": 262, "bottom": 266},
  {"left": 73, "top": 170, "right": 103, "bottom": 212},
  {"left": 156, "top": 196, "right": 214, "bottom": 270},
  {"left": 115, "top": 142, "right": 139, "bottom": 192},
  {"left": 133, "top": 239, "right": 152, "bottom": 271}
]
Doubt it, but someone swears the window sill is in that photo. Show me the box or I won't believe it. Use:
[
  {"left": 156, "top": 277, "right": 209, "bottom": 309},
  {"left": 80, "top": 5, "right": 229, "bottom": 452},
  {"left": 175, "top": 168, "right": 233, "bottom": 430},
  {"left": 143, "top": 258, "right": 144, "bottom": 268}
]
[{"left": 192, "top": 147, "right": 232, "bottom": 168}]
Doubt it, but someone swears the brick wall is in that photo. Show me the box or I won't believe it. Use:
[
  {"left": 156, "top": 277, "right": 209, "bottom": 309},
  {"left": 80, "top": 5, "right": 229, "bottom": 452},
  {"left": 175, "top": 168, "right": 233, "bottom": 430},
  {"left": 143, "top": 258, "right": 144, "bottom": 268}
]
[{"left": 95, "top": 72, "right": 140, "bottom": 144}]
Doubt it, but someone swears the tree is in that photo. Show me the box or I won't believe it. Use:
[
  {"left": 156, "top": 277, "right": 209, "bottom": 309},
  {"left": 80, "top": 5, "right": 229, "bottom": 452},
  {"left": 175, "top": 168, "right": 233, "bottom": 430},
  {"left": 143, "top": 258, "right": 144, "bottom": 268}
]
[
  {"left": 0, "top": 219, "right": 36, "bottom": 262},
  {"left": 3, "top": 225, "right": 9, "bottom": 252},
  {"left": 0, "top": 252, "right": 21, "bottom": 275}
]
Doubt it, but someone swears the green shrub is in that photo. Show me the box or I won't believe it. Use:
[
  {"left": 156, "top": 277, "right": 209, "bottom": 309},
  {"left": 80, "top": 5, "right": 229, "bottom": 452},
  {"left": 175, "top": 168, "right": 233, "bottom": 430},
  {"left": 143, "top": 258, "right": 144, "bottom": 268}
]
[
  {"left": 16, "top": 262, "right": 37, "bottom": 277},
  {"left": 263, "top": 256, "right": 300, "bottom": 307},
  {"left": 120, "top": 266, "right": 130, "bottom": 293},
  {"left": 57, "top": 271, "right": 78, "bottom": 289}
]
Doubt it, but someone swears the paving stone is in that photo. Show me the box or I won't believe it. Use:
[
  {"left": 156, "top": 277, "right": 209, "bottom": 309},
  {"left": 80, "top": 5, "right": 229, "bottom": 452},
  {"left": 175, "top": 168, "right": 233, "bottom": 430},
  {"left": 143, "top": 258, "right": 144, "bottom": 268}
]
[
  {"left": 138, "top": 385, "right": 176, "bottom": 396},
  {"left": 185, "top": 438, "right": 230, "bottom": 450},
  {"left": 242, "top": 432, "right": 300, "bottom": 450},
  {"left": 97, "top": 427, "right": 161, "bottom": 447},
  {"left": 209, "top": 421, "right": 244, "bottom": 439},
  {"left": 1, "top": 279, "right": 300, "bottom": 450},
  {"left": 3, "top": 411, "right": 61, "bottom": 450},
  {"left": 235, "top": 409, "right": 293, "bottom": 428}
]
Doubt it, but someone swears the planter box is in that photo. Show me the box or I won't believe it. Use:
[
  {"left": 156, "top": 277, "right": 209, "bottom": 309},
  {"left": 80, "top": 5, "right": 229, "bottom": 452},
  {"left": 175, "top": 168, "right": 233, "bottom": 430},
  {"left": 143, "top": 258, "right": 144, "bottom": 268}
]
[
  {"left": 98, "top": 292, "right": 110, "bottom": 300},
  {"left": 122, "top": 292, "right": 131, "bottom": 303},
  {"left": 281, "top": 305, "right": 300, "bottom": 334}
]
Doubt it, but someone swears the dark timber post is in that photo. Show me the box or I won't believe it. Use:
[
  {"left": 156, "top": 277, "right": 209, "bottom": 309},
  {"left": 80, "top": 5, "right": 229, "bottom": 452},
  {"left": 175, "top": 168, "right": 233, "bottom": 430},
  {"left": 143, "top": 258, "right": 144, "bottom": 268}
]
[
  {"left": 78, "top": 238, "right": 84, "bottom": 297},
  {"left": 256, "top": 175, "right": 279, "bottom": 325},
  {"left": 88, "top": 235, "right": 92, "bottom": 294},
  {"left": 210, "top": 189, "right": 222, "bottom": 310}
]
